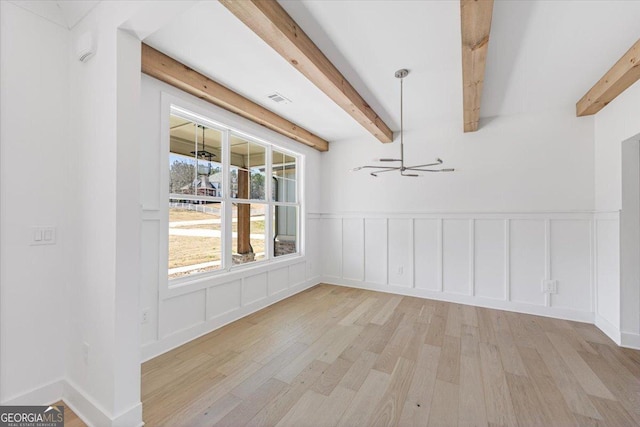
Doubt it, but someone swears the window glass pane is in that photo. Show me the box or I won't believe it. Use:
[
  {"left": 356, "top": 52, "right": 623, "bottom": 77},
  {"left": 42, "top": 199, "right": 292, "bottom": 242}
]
[
  {"left": 170, "top": 114, "right": 223, "bottom": 198},
  {"left": 273, "top": 205, "right": 298, "bottom": 257},
  {"left": 168, "top": 200, "right": 223, "bottom": 279},
  {"left": 230, "top": 135, "right": 266, "bottom": 200},
  {"left": 232, "top": 203, "right": 266, "bottom": 265},
  {"left": 272, "top": 150, "right": 296, "bottom": 203}
]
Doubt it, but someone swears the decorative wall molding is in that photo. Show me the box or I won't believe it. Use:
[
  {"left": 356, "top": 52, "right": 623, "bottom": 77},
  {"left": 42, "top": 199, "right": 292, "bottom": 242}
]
[{"left": 321, "top": 211, "right": 620, "bottom": 332}]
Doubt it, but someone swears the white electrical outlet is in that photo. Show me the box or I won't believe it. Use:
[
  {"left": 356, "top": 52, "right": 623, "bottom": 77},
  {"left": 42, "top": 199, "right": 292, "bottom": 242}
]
[
  {"left": 398, "top": 266, "right": 404, "bottom": 276},
  {"left": 82, "top": 342, "right": 90, "bottom": 365},
  {"left": 542, "top": 279, "right": 558, "bottom": 294},
  {"left": 141, "top": 308, "right": 150, "bottom": 324}
]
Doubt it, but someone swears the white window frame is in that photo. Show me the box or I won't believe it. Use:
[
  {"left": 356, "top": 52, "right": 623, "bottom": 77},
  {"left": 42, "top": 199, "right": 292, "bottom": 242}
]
[{"left": 160, "top": 94, "right": 304, "bottom": 291}]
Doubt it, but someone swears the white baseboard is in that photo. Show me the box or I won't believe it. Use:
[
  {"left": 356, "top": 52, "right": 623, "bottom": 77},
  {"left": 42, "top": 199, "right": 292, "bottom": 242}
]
[
  {"left": 594, "top": 314, "right": 621, "bottom": 344},
  {"left": 64, "top": 379, "right": 143, "bottom": 427},
  {"left": 141, "top": 277, "right": 321, "bottom": 362},
  {"left": 621, "top": 331, "right": 640, "bottom": 350},
  {"left": 322, "top": 277, "right": 595, "bottom": 324},
  {"left": 1, "top": 378, "right": 64, "bottom": 406}
]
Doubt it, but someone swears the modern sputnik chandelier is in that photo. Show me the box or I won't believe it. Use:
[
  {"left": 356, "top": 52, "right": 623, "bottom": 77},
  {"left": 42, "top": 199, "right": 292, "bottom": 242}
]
[{"left": 351, "top": 69, "right": 454, "bottom": 177}]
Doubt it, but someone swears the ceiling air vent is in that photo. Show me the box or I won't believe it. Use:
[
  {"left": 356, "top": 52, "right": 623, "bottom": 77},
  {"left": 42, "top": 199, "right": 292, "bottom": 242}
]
[{"left": 267, "top": 92, "right": 292, "bottom": 105}]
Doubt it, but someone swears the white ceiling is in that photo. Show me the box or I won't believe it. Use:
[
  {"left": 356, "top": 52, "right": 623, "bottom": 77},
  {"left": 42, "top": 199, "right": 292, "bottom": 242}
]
[
  {"left": 145, "top": 0, "right": 640, "bottom": 143},
  {"left": 10, "top": 1, "right": 100, "bottom": 29}
]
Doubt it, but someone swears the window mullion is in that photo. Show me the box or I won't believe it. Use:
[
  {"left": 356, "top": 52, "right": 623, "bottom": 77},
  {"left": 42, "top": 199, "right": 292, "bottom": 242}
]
[
  {"left": 222, "top": 129, "right": 232, "bottom": 271},
  {"left": 265, "top": 146, "right": 273, "bottom": 260}
]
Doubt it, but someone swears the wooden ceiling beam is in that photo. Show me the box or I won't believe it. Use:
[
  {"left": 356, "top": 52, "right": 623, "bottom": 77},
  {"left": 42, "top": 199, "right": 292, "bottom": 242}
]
[
  {"left": 576, "top": 39, "right": 640, "bottom": 117},
  {"left": 141, "top": 43, "right": 329, "bottom": 152},
  {"left": 219, "top": 0, "right": 393, "bottom": 143},
  {"left": 461, "top": 0, "right": 494, "bottom": 133}
]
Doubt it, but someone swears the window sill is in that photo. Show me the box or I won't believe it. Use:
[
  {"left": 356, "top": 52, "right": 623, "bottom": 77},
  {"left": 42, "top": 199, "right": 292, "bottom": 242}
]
[{"left": 163, "top": 253, "right": 305, "bottom": 299}]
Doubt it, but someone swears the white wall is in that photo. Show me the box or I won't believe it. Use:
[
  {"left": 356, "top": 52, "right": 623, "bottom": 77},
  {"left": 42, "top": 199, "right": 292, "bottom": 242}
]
[
  {"left": 139, "top": 75, "right": 323, "bottom": 361},
  {"left": 594, "top": 80, "right": 640, "bottom": 348},
  {"left": 321, "top": 108, "right": 594, "bottom": 213},
  {"left": 321, "top": 107, "right": 599, "bottom": 325},
  {"left": 0, "top": 2, "right": 71, "bottom": 404}
]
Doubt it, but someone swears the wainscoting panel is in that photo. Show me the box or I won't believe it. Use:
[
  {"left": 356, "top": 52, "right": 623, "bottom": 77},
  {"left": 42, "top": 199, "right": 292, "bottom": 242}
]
[
  {"left": 364, "top": 218, "right": 388, "bottom": 285},
  {"left": 550, "top": 220, "right": 592, "bottom": 312},
  {"left": 442, "top": 219, "right": 471, "bottom": 295},
  {"left": 321, "top": 212, "right": 607, "bottom": 324},
  {"left": 243, "top": 273, "right": 268, "bottom": 305},
  {"left": 414, "top": 219, "right": 439, "bottom": 291},
  {"left": 207, "top": 280, "right": 241, "bottom": 319},
  {"left": 510, "top": 220, "right": 546, "bottom": 307},
  {"left": 268, "top": 267, "right": 289, "bottom": 296},
  {"left": 322, "top": 218, "right": 343, "bottom": 278},
  {"left": 342, "top": 218, "right": 365, "bottom": 281},
  {"left": 289, "top": 262, "right": 306, "bottom": 288},
  {"left": 595, "top": 215, "right": 620, "bottom": 333},
  {"left": 160, "top": 289, "right": 206, "bottom": 338},
  {"left": 474, "top": 219, "right": 506, "bottom": 300},
  {"left": 388, "top": 219, "right": 413, "bottom": 287}
]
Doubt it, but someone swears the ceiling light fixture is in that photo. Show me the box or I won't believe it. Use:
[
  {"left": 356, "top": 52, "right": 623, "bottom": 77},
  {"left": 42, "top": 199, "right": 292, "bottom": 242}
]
[
  {"left": 191, "top": 124, "right": 216, "bottom": 161},
  {"left": 351, "top": 69, "right": 454, "bottom": 177}
]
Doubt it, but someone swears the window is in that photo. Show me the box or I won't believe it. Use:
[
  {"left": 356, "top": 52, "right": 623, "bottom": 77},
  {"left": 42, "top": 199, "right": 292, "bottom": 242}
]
[{"left": 168, "top": 106, "right": 300, "bottom": 280}]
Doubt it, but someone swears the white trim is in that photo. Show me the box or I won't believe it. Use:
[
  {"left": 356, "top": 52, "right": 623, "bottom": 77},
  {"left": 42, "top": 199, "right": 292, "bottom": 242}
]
[
  {"left": 0, "top": 378, "right": 63, "bottom": 406},
  {"left": 63, "top": 380, "right": 143, "bottom": 427},
  {"left": 621, "top": 331, "right": 640, "bottom": 350},
  {"left": 595, "top": 314, "right": 622, "bottom": 344}
]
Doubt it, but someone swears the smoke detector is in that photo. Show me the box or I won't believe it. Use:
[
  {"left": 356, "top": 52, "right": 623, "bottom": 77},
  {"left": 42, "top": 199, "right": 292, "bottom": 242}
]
[{"left": 266, "top": 92, "right": 292, "bottom": 105}]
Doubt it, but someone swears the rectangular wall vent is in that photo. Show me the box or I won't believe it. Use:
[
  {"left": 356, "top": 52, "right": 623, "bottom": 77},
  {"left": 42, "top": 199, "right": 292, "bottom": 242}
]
[{"left": 267, "top": 92, "right": 292, "bottom": 104}]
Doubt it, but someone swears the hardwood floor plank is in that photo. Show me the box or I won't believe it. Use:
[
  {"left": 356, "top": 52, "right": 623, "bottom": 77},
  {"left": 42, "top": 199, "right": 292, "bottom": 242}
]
[
  {"left": 371, "top": 295, "right": 403, "bottom": 325},
  {"left": 186, "top": 394, "right": 242, "bottom": 427},
  {"left": 339, "top": 350, "right": 379, "bottom": 391},
  {"left": 524, "top": 320, "right": 602, "bottom": 419},
  {"left": 445, "top": 303, "right": 463, "bottom": 338},
  {"left": 436, "top": 334, "right": 461, "bottom": 384},
  {"left": 275, "top": 325, "right": 354, "bottom": 383},
  {"left": 245, "top": 359, "right": 329, "bottom": 427},
  {"left": 274, "top": 389, "right": 325, "bottom": 427},
  {"left": 230, "top": 341, "right": 307, "bottom": 399},
  {"left": 590, "top": 395, "right": 638, "bottom": 427},
  {"left": 546, "top": 332, "right": 615, "bottom": 399},
  {"left": 505, "top": 372, "right": 551, "bottom": 426},
  {"left": 428, "top": 380, "right": 459, "bottom": 427},
  {"left": 215, "top": 378, "right": 287, "bottom": 427},
  {"left": 373, "top": 314, "right": 415, "bottom": 374},
  {"left": 458, "top": 325, "right": 488, "bottom": 427},
  {"left": 367, "top": 357, "right": 416, "bottom": 427},
  {"left": 337, "top": 369, "right": 391, "bottom": 427},
  {"left": 478, "top": 342, "right": 518, "bottom": 427},
  {"left": 517, "top": 345, "right": 580, "bottom": 427},
  {"left": 310, "top": 356, "right": 353, "bottom": 396},
  {"left": 311, "top": 386, "right": 357, "bottom": 427},
  {"left": 316, "top": 325, "right": 363, "bottom": 364},
  {"left": 339, "top": 296, "right": 377, "bottom": 326}
]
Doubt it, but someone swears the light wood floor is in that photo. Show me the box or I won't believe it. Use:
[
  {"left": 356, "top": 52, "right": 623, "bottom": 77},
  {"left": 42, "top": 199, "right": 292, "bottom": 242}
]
[{"left": 138, "top": 284, "right": 640, "bottom": 426}]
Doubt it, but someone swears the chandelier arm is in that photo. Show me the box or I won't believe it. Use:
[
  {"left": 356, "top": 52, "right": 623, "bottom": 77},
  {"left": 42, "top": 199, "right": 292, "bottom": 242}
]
[
  {"left": 369, "top": 167, "right": 402, "bottom": 174},
  {"left": 408, "top": 168, "right": 455, "bottom": 172},
  {"left": 405, "top": 162, "right": 443, "bottom": 168},
  {"left": 356, "top": 165, "right": 400, "bottom": 170}
]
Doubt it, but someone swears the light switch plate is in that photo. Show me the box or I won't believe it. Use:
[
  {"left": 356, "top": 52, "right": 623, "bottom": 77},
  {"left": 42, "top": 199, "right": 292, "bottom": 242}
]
[{"left": 30, "top": 227, "right": 56, "bottom": 245}]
